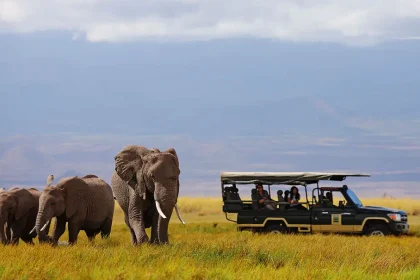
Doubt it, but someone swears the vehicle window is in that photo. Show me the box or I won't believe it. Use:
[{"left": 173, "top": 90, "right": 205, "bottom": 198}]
[
  {"left": 346, "top": 189, "right": 363, "bottom": 207},
  {"left": 331, "top": 191, "right": 348, "bottom": 208},
  {"left": 322, "top": 191, "right": 349, "bottom": 208}
]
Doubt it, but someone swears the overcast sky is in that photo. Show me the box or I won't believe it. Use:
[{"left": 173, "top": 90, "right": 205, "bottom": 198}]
[{"left": 1, "top": 1, "right": 420, "bottom": 198}]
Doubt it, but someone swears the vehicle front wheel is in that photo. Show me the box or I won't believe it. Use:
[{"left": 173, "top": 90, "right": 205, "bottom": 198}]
[{"left": 366, "top": 224, "right": 391, "bottom": 236}]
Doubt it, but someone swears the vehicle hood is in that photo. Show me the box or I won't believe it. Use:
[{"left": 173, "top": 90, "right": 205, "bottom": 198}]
[{"left": 359, "top": 206, "right": 407, "bottom": 216}]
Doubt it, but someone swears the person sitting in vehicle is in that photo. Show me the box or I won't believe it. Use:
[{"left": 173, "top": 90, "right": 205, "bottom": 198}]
[
  {"left": 288, "top": 186, "right": 300, "bottom": 206},
  {"left": 288, "top": 186, "right": 307, "bottom": 210},
  {"left": 324, "top": 192, "right": 334, "bottom": 207},
  {"left": 255, "top": 184, "right": 276, "bottom": 210}
]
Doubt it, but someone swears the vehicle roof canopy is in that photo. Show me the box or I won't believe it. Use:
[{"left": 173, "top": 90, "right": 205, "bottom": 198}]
[{"left": 220, "top": 172, "right": 370, "bottom": 186}]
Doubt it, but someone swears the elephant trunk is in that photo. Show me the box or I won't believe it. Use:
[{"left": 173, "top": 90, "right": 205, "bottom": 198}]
[
  {"left": 157, "top": 210, "right": 172, "bottom": 244},
  {"left": 0, "top": 219, "right": 7, "bottom": 245},
  {"left": 35, "top": 210, "right": 50, "bottom": 243},
  {"left": 155, "top": 194, "right": 177, "bottom": 244}
]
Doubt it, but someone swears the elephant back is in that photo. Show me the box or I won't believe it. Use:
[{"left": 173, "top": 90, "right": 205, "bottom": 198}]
[
  {"left": 58, "top": 176, "right": 114, "bottom": 221},
  {"left": 7, "top": 188, "right": 38, "bottom": 216},
  {"left": 27, "top": 188, "right": 41, "bottom": 202},
  {"left": 82, "top": 174, "right": 99, "bottom": 179}
]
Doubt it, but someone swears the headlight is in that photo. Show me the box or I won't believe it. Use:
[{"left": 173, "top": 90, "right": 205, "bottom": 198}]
[{"left": 387, "top": 213, "right": 401, "bottom": 222}]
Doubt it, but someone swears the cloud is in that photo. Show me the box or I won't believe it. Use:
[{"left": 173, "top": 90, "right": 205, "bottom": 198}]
[
  {"left": 1, "top": 1, "right": 420, "bottom": 45},
  {"left": 313, "top": 100, "right": 339, "bottom": 117},
  {"left": 316, "top": 138, "right": 348, "bottom": 147},
  {"left": 347, "top": 118, "right": 420, "bottom": 137},
  {"left": 0, "top": 1, "right": 25, "bottom": 23}
]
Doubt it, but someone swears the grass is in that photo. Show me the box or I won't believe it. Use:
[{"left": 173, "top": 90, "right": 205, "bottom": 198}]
[{"left": 0, "top": 197, "right": 419, "bottom": 279}]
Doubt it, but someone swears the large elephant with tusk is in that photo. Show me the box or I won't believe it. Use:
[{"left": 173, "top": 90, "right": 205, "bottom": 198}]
[
  {"left": 34, "top": 174, "right": 115, "bottom": 245},
  {"left": 0, "top": 187, "right": 47, "bottom": 245},
  {"left": 111, "top": 145, "right": 185, "bottom": 245}
]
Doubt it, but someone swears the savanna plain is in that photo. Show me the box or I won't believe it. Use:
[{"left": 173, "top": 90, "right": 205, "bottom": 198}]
[{"left": 0, "top": 197, "right": 419, "bottom": 280}]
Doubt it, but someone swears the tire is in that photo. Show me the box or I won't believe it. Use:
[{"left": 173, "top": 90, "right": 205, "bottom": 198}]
[
  {"left": 266, "top": 224, "right": 285, "bottom": 234},
  {"left": 366, "top": 224, "right": 391, "bottom": 236}
]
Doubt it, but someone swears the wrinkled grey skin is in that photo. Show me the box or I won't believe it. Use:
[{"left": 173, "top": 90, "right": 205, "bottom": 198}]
[
  {"left": 111, "top": 146, "right": 181, "bottom": 245},
  {"left": 0, "top": 188, "right": 47, "bottom": 245},
  {"left": 35, "top": 175, "right": 115, "bottom": 245}
]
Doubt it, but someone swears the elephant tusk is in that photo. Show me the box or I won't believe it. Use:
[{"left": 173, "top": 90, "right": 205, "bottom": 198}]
[
  {"left": 41, "top": 221, "right": 50, "bottom": 232},
  {"left": 155, "top": 201, "right": 167, "bottom": 219},
  {"left": 175, "top": 204, "right": 185, "bottom": 225},
  {"left": 29, "top": 226, "right": 36, "bottom": 235}
]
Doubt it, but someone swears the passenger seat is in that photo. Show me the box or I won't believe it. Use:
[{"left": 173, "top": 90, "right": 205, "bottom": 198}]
[
  {"left": 277, "top": 190, "right": 286, "bottom": 211},
  {"left": 223, "top": 186, "right": 243, "bottom": 213}
]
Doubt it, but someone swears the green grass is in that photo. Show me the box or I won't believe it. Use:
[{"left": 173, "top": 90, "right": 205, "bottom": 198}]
[{"left": 0, "top": 197, "right": 419, "bottom": 279}]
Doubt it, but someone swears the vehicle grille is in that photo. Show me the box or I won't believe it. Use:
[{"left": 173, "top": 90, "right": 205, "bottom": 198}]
[{"left": 401, "top": 215, "right": 408, "bottom": 222}]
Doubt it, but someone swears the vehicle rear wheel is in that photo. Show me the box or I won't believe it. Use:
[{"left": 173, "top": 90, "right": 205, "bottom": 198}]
[
  {"left": 366, "top": 224, "right": 391, "bottom": 236},
  {"left": 266, "top": 224, "right": 285, "bottom": 234}
]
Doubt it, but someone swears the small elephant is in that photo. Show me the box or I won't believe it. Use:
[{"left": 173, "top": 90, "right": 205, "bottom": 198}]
[
  {"left": 112, "top": 145, "right": 185, "bottom": 245},
  {"left": 0, "top": 187, "right": 44, "bottom": 245},
  {"left": 35, "top": 174, "right": 115, "bottom": 245}
]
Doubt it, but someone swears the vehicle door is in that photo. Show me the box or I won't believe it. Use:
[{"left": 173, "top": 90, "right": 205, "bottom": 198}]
[{"left": 311, "top": 190, "right": 355, "bottom": 233}]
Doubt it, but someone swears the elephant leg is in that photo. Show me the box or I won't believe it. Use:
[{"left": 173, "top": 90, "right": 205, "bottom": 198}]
[
  {"left": 100, "top": 217, "right": 112, "bottom": 239},
  {"left": 128, "top": 198, "right": 149, "bottom": 244},
  {"left": 85, "top": 230, "right": 97, "bottom": 242},
  {"left": 52, "top": 217, "right": 66, "bottom": 245},
  {"left": 129, "top": 216, "right": 148, "bottom": 244},
  {"left": 67, "top": 221, "right": 81, "bottom": 245},
  {"left": 10, "top": 217, "right": 27, "bottom": 245},
  {"left": 21, "top": 237, "right": 34, "bottom": 245},
  {"left": 124, "top": 215, "right": 137, "bottom": 245},
  {"left": 127, "top": 208, "right": 149, "bottom": 244},
  {"left": 150, "top": 210, "right": 159, "bottom": 244}
]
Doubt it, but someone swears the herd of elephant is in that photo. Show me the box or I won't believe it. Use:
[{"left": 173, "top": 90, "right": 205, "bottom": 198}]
[{"left": 0, "top": 145, "right": 185, "bottom": 246}]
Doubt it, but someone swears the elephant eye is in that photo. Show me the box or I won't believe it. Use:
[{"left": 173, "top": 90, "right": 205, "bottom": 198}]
[{"left": 50, "top": 202, "right": 56, "bottom": 206}]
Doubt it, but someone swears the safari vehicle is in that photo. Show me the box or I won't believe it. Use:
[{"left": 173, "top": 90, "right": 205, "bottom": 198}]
[{"left": 221, "top": 172, "right": 410, "bottom": 236}]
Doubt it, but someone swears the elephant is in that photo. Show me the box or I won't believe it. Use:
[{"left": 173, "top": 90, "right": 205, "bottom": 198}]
[
  {"left": 111, "top": 145, "right": 185, "bottom": 245},
  {"left": 34, "top": 174, "right": 115, "bottom": 245},
  {"left": 0, "top": 187, "right": 44, "bottom": 245}
]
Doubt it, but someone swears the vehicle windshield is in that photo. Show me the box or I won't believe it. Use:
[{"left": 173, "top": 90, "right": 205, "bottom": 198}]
[{"left": 346, "top": 189, "right": 363, "bottom": 207}]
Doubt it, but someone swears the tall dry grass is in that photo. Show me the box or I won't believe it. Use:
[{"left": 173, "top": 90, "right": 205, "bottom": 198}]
[
  {"left": 362, "top": 198, "right": 420, "bottom": 216},
  {"left": 0, "top": 197, "right": 419, "bottom": 279},
  {"left": 0, "top": 223, "right": 419, "bottom": 279}
]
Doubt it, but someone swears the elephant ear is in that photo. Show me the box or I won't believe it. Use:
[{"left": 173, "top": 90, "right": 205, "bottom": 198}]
[
  {"left": 163, "top": 148, "right": 179, "bottom": 168},
  {"left": 115, "top": 146, "right": 144, "bottom": 188},
  {"left": 14, "top": 190, "right": 36, "bottom": 220},
  {"left": 59, "top": 177, "right": 87, "bottom": 219}
]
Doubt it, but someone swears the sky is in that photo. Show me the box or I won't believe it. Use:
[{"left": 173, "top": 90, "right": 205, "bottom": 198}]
[{"left": 1, "top": 1, "right": 420, "bottom": 198}]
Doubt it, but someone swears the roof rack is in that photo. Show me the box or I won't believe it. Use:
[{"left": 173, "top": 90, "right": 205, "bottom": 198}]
[{"left": 220, "top": 172, "right": 370, "bottom": 186}]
